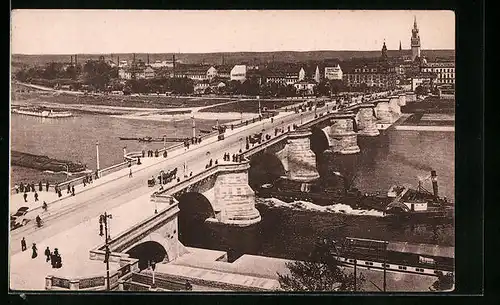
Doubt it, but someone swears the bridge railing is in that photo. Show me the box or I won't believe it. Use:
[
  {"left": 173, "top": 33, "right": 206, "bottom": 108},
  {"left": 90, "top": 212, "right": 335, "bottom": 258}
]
[
  {"left": 91, "top": 203, "right": 180, "bottom": 255},
  {"left": 45, "top": 256, "right": 139, "bottom": 290}
]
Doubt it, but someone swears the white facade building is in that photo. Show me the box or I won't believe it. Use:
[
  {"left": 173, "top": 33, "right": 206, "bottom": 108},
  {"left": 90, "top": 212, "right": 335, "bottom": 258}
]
[
  {"left": 420, "top": 62, "right": 455, "bottom": 85},
  {"left": 230, "top": 65, "right": 247, "bottom": 82},
  {"left": 207, "top": 66, "right": 218, "bottom": 79},
  {"left": 118, "top": 68, "right": 132, "bottom": 80},
  {"left": 324, "top": 64, "right": 343, "bottom": 80}
]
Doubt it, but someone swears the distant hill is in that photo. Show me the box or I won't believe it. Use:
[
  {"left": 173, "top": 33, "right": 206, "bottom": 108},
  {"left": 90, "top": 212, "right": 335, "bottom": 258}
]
[{"left": 12, "top": 49, "right": 454, "bottom": 66}]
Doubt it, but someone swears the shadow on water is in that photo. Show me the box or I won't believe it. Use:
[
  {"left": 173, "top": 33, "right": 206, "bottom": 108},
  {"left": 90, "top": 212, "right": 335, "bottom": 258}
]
[{"left": 177, "top": 129, "right": 454, "bottom": 262}]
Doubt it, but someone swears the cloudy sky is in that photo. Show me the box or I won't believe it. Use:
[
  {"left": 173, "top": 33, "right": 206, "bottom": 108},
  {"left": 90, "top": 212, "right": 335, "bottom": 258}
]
[{"left": 11, "top": 10, "right": 455, "bottom": 54}]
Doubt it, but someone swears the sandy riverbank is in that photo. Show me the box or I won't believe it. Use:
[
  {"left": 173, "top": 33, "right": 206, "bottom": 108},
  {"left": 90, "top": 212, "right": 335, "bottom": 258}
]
[{"left": 110, "top": 111, "right": 260, "bottom": 123}]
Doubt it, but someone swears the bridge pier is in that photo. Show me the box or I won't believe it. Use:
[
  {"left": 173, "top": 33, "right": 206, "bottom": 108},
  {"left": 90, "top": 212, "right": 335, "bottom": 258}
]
[
  {"left": 406, "top": 92, "right": 417, "bottom": 103},
  {"left": 389, "top": 96, "right": 402, "bottom": 117},
  {"left": 275, "top": 129, "right": 320, "bottom": 183},
  {"left": 355, "top": 103, "right": 380, "bottom": 137},
  {"left": 398, "top": 93, "right": 407, "bottom": 106},
  {"left": 373, "top": 99, "right": 392, "bottom": 124},
  {"left": 326, "top": 112, "right": 360, "bottom": 154},
  {"left": 213, "top": 161, "right": 261, "bottom": 227}
]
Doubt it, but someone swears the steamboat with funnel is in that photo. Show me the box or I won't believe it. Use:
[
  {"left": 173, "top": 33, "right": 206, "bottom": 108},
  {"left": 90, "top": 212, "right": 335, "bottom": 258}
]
[{"left": 257, "top": 170, "right": 453, "bottom": 220}]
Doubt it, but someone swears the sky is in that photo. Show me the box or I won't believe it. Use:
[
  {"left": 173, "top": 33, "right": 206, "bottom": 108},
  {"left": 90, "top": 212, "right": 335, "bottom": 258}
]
[{"left": 11, "top": 10, "right": 455, "bottom": 55}]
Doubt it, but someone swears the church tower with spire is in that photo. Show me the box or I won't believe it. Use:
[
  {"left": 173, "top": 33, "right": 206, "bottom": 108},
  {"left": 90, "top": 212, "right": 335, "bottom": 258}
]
[
  {"left": 411, "top": 16, "right": 421, "bottom": 61},
  {"left": 381, "top": 40, "right": 388, "bottom": 60}
]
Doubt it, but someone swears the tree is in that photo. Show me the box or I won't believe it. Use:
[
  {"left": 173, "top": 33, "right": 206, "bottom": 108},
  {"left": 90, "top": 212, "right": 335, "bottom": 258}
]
[
  {"left": 415, "top": 85, "right": 428, "bottom": 97},
  {"left": 277, "top": 239, "right": 365, "bottom": 291},
  {"left": 329, "top": 79, "right": 346, "bottom": 95},
  {"left": 316, "top": 80, "right": 330, "bottom": 97},
  {"left": 430, "top": 272, "right": 454, "bottom": 291}
]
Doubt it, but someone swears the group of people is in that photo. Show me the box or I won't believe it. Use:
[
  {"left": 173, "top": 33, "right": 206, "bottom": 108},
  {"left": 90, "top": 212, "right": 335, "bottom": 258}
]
[
  {"left": 15, "top": 181, "right": 50, "bottom": 194},
  {"left": 204, "top": 158, "right": 217, "bottom": 169},
  {"left": 82, "top": 174, "right": 94, "bottom": 187},
  {"left": 145, "top": 149, "right": 160, "bottom": 157},
  {"left": 20, "top": 238, "right": 63, "bottom": 268},
  {"left": 16, "top": 181, "right": 51, "bottom": 203},
  {"left": 223, "top": 153, "right": 242, "bottom": 163}
]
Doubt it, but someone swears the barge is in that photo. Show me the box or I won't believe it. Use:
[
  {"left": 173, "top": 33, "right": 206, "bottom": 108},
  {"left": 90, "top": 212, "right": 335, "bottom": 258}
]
[
  {"left": 11, "top": 150, "right": 87, "bottom": 173},
  {"left": 256, "top": 170, "right": 453, "bottom": 220},
  {"left": 12, "top": 108, "right": 73, "bottom": 118}
]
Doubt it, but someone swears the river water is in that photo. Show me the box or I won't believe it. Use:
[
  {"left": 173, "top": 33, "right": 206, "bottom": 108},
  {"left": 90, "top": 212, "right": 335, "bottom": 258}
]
[
  {"left": 10, "top": 111, "right": 455, "bottom": 263},
  {"left": 10, "top": 113, "right": 224, "bottom": 185}
]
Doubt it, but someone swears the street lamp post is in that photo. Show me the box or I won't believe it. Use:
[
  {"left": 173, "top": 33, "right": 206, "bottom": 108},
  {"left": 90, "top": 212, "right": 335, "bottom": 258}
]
[
  {"left": 150, "top": 260, "right": 157, "bottom": 288},
  {"left": 96, "top": 141, "right": 100, "bottom": 179},
  {"left": 100, "top": 212, "right": 113, "bottom": 290},
  {"left": 64, "top": 164, "right": 69, "bottom": 180}
]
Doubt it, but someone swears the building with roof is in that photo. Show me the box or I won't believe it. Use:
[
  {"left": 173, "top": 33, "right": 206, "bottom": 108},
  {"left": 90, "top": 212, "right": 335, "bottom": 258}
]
[
  {"left": 324, "top": 64, "right": 343, "bottom": 80},
  {"left": 420, "top": 61, "right": 455, "bottom": 85},
  {"left": 294, "top": 79, "right": 317, "bottom": 96},
  {"left": 264, "top": 65, "right": 301, "bottom": 86},
  {"left": 342, "top": 62, "right": 397, "bottom": 89},
  {"left": 230, "top": 65, "right": 247, "bottom": 82},
  {"left": 410, "top": 71, "right": 438, "bottom": 91}
]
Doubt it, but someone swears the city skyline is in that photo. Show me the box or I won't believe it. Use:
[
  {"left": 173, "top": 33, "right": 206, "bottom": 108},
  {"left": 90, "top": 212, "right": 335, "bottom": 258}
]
[{"left": 11, "top": 10, "right": 455, "bottom": 55}]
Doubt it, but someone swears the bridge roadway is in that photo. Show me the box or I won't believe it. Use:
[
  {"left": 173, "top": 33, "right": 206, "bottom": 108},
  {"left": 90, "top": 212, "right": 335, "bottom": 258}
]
[
  {"left": 10, "top": 101, "right": 338, "bottom": 258},
  {"left": 10, "top": 91, "right": 405, "bottom": 290}
]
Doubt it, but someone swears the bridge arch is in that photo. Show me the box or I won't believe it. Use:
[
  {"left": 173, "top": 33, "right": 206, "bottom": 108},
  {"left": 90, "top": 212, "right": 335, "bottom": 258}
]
[
  {"left": 126, "top": 239, "right": 168, "bottom": 271},
  {"left": 248, "top": 152, "right": 286, "bottom": 189},
  {"left": 176, "top": 192, "right": 215, "bottom": 244},
  {"left": 310, "top": 126, "right": 330, "bottom": 156}
]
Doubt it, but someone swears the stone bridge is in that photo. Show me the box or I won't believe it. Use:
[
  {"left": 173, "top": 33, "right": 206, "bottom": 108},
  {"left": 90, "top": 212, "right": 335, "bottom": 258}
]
[{"left": 89, "top": 90, "right": 416, "bottom": 266}]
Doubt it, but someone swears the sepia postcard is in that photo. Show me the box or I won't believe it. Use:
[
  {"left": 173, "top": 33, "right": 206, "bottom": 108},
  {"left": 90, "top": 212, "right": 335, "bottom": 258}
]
[{"left": 9, "top": 9, "right": 457, "bottom": 293}]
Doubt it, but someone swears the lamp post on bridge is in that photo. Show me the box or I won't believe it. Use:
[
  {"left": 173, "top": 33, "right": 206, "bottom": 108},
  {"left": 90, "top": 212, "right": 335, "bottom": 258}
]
[
  {"left": 96, "top": 141, "right": 100, "bottom": 179},
  {"left": 149, "top": 260, "right": 157, "bottom": 288},
  {"left": 99, "top": 212, "right": 113, "bottom": 290}
]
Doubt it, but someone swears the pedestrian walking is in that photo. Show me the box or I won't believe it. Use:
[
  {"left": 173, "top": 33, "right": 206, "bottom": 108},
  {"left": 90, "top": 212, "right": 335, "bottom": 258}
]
[
  {"left": 55, "top": 253, "right": 62, "bottom": 268},
  {"left": 32, "top": 183, "right": 35, "bottom": 192},
  {"left": 23, "top": 193, "right": 28, "bottom": 203},
  {"left": 44, "top": 246, "right": 51, "bottom": 262},
  {"left": 34, "top": 192, "right": 39, "bottom": 202},
  {"left": 39, "top": 181, "right": 43, "bottom": 192},
  {"left": 83, "top": 179, "right": 86, "bottom": 187},
  {"left": 20, "top": 182, "right": 24, "bottom": 193},
  {"left": 46, "top": 181, "right": 50, "bottom": 192},
  {"left": 89, "top": 175, "right": 93, "bottom": 184},
  {"left": 42, "top": 201, "right": 48, "bottom": 211},
  {"left": 15, "top": 184, "right": 19, "bottom": 194},
  {"left": 71, "top": 185, "right": 75, "bottom": 196},
  {"left": 31, "top": 243, "right": 38, "bottom": 259},
  {"left": 58, "top": 189, "right": 62, "bottom": 198},
  {"left": 21, "top": 237, "right": 27, "bottom": 251},
  {"left": 50, "top": 252, "right": 56, "bottom": 268},
  {"left": 67, "top": 184, "right": 71, "bottom": 194},
  {"left": 129, "top": 168, "right": 133, "bottom": 178}
]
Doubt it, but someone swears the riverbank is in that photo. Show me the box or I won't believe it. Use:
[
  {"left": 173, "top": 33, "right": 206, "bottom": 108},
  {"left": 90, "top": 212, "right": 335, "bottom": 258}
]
[{"left": 11, "top": 150, "right": 88, "bottom": 174}]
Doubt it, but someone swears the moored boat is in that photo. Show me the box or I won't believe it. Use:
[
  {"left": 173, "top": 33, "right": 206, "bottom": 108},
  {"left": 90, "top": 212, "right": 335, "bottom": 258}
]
[
  {"left": 256, "top": 170, "right": 453, "bottom": 220},
  {"left": 12, "top": 108, "right": 73, "bottom": 118}
]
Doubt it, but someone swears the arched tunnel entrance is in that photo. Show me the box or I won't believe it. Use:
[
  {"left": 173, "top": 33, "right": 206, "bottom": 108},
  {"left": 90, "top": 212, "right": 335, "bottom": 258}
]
[
  {"left": 248, "top": 152, "right": 286, "bottom": 190},
  {"left": 176, "top": 192, "right": 216, "bottom": 248},
  {"left": 126, "top": 241, "right": 168, "bottom": 271}
]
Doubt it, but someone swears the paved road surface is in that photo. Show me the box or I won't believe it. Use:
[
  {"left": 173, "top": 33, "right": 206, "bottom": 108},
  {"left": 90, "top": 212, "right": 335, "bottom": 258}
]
[{"left": 10, "top": 104, "right": 332, "bottom": 257}]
